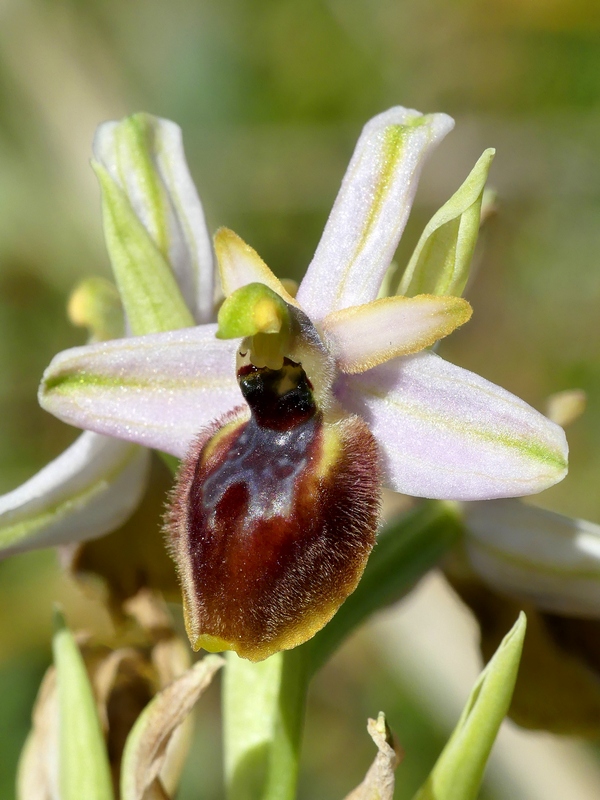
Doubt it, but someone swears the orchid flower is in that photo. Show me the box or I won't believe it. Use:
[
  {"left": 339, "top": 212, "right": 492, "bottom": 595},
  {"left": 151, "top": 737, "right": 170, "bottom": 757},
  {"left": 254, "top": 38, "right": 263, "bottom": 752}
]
[
  {"left": 27, "top": 106, "right": 568, "bottom": 661},
  {"left": 0, "top": 114, "right": 215, "bottom": 560}
]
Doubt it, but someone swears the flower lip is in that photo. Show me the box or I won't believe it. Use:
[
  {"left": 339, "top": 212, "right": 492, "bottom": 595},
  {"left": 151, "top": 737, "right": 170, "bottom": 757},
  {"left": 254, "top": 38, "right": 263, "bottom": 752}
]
[{"left": 166, "top": 398, "right": 381, "bottom": 661}]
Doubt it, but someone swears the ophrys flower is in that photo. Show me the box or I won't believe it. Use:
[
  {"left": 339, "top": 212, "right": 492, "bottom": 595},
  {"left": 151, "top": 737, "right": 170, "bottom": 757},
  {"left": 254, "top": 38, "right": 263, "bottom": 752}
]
[{"left": 36, "top": 107, "right": 568, "bottom": 660}]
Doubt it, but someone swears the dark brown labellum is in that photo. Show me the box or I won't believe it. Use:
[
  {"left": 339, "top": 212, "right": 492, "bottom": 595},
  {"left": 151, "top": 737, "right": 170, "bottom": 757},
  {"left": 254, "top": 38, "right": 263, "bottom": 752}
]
[{"left": 166, "top": 358, "right": 381, "bottom": 661}]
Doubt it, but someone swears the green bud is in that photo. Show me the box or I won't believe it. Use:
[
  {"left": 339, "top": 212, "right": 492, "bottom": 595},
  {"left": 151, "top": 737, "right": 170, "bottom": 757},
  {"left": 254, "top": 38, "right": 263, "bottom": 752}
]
[
  {"left": 413, "top": 612, "right": 525, "bottom": 800},
  {"left": 52, "top": 610, "right": 114, "bottom": 800},
  {"left": 398, "top": 148, "right": 495, "bottom": 298}
]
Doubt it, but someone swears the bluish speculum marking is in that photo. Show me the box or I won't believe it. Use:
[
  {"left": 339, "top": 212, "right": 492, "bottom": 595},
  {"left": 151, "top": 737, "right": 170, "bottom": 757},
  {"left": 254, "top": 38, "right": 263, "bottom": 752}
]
[{"left": 199, "top": 359, "right": 318, "bottom": 525}]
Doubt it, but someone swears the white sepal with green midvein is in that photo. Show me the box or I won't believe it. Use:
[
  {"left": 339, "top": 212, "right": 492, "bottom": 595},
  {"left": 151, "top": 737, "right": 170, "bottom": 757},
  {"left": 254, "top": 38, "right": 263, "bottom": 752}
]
[
  {"left": 0, "top": 433, "right": 149, "bottom": 558},
  {"left": 464, "top": 499, "right": 600, "bottom": 617},
  {"left": 93, "top": 112, "right": 216, "bottom": 332}
]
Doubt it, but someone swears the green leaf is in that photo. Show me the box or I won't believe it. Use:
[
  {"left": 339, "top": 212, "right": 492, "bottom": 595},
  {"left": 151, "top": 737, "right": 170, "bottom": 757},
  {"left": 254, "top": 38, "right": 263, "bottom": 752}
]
[
  {"left": 398, "top": 149, "right": 495, "bottom": 298},
  {"left": 412, "top": 612, "right": 526, "bottom": 800},
  {"left": 52, "top": 610, "right": 114, "bottom": 800},
  {"left": 93, "top": 162, "right": 194, "bottom": 335}
]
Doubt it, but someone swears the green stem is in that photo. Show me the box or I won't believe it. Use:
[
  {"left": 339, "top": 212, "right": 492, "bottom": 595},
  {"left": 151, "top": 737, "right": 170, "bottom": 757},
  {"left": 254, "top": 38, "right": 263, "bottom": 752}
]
[
  {"left": 223, "top": 652, "right": 283, "bottom": 800},
  {"left": 262, "top": 648, "right": 310, "bottom": 800},
  {"left": 223, "top": 649, "right": 309, "bottom": 800}
]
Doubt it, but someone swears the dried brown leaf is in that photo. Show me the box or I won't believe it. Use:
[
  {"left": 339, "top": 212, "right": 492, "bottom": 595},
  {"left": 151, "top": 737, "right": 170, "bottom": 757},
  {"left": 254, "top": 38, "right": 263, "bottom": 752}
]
[
  {"left": 344, "top": 712, "right": 402, "bottom": 800},
  {"left": 121, "top": 654, "right": 224, "bottom": 800},
  {"left": 16, "top": 669, "right": 59, "bottom": 800}
]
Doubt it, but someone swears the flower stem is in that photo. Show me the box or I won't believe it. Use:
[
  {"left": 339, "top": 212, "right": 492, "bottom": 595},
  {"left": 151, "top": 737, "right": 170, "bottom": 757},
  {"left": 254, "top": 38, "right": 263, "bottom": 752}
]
[
  {"left": 223, "top": 648, "right": 309, "bottom": 800},
  {"left": 261, "top": 647, "right": 309, "bottom": 800}
]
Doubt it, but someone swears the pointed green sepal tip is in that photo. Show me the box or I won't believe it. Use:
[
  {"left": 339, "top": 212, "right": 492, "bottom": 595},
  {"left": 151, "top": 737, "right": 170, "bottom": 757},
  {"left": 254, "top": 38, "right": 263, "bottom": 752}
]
[
  {"left": 398, "top": 148, "right": 496, "bottom": 299},
  {"left": 413, "top": 612, "right": 526, "bottom": 800},
  {"left": 52, "top": 604, "right": 67, "bottom": 634},
  {"left": 68, "top": 276, "right": 125, "bottom": 342},
  {"left": 216, "top": 282, "right": 290, "bottom": 340},
  {"left": 92, "top": 160, "right": 194, "bottom": 336},
  {"left": 52, "top": 613, "right": 114, "bottom": 800}
]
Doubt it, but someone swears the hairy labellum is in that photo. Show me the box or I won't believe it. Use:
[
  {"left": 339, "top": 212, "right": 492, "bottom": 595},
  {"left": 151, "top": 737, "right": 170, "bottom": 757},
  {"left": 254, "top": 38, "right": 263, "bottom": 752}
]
[{"left": 166, "top": 357, "right": 380, "bottom": 661}]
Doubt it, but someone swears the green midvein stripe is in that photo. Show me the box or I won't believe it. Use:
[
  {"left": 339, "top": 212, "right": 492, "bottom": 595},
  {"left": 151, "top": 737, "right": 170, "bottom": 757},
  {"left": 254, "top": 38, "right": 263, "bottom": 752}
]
[
  {"left": 0, "top": 447, "right": 142, "bottom": 548},
  {"left": 336, "top": 115, "right": 431, "bottom": 303},
  {"left": 362, "top": 384, "right": 567, "bottom": 469},
  {"left": 43, "top": 371, "right": 232, "bottom": 394},
  {"left": 106, "top": 193, "right": 178, "bottom": 324},
  {"left": 353, "top": 124, "right": 407, "bottom": 257},
  {"left": 117, "top": 115, "right": 170, "bottom": 258},
  {"left": 94, "top": 162, "right": 194, "bottom": 334}
]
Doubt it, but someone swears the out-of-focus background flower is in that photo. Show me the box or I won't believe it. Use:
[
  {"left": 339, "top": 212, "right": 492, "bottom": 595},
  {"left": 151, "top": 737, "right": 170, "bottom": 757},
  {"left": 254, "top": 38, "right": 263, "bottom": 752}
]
[{"left": 1, "top": 0, "right": 600, "bottom": 797}]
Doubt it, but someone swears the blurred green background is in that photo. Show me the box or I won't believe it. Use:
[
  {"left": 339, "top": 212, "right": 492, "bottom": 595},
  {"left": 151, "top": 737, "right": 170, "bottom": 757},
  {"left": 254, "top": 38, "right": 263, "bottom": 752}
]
[{"left": 1, "top": 0, "right": 600, "bottom": 797}]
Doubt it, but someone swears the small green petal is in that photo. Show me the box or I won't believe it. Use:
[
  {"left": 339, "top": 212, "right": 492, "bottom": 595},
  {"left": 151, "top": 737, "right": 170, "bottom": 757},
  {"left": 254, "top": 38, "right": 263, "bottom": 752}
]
[
  {"left": 53, "top": 611, "right": 114, "bottom": 800},
  {"left": 412, "top": 612, "right": 526, "bottom": 800},
  {"left": 216, "top": 282, "right": 290, "bottom": 340},
  {"left": 398, "top": 148, "right": 495, "bottom": 298},
  {"left": 93, "top": 161, "right": 194, "bottom": 335}
]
